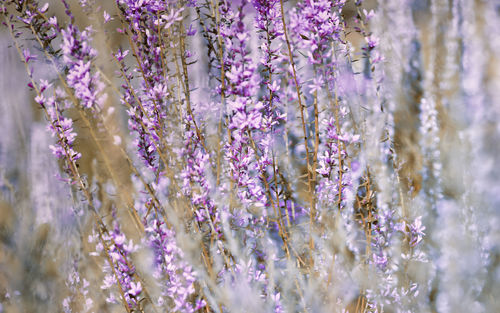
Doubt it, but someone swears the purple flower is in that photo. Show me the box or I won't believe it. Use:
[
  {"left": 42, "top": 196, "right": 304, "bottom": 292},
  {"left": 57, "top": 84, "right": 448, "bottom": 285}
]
[
  {"left": 409, "top": 216, "right": 426, "bottom": 247},
  {"left": 22, "top": 48, "right": 37, "bottom": 63},
  {"left": 60, "top": 24, "right": 106, "bottom": 110},
  {"left": 103, "top": 11, "right": 112, "bottom": 23},
  {"left": 128, "top": 282, "right": 142, "bottom": 297}
]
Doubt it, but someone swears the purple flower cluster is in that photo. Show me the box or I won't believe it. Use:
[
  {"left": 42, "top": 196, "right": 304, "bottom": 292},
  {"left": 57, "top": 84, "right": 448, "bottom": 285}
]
[
  {"left": 290, "top": 0, "right": 344, "bottom": 65},
  {"left": 6, "top": 0, "right": 500, "bottom": 312},
  {"left": 90, "top": 218, "right": 142, "bottom": 309},
  {"left": 145, "top": 218, "right": 204, "bottom": 312},
  {"left": 221, "top": 2, "right": 268, "bottom": 213},
  {"left": 34, "top": 82, "right": 82, "bottom": 179},
  {"left": 116, "top": 0, "right": 186, "bottom": 171},
  {"left": 60, "top": 24, "right": 106, "bottom": 111},
  {"left": 316, "top": 117, "right": 358, "bottom": 206},
  {"left": 179, "top": 115, "right": 219, "bottom": 229}
]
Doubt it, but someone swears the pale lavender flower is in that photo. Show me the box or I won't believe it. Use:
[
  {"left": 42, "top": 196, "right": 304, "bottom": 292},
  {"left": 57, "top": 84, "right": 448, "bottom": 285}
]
[{"left": 60, "top": 25, "right": 106, "bottom": 110}]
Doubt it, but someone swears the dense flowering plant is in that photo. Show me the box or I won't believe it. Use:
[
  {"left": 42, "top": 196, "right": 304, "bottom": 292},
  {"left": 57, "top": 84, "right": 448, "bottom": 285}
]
[{"left": 1, "top": 0, "right": 500, "bottom": 312}]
